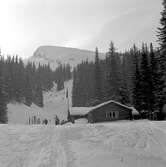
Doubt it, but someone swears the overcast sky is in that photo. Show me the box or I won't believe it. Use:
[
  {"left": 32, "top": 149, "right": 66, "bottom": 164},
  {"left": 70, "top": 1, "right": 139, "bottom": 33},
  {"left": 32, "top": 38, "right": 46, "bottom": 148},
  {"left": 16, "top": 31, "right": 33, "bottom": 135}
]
[{"left": 0, "top": 0, "right": 162, "bottom": 58}]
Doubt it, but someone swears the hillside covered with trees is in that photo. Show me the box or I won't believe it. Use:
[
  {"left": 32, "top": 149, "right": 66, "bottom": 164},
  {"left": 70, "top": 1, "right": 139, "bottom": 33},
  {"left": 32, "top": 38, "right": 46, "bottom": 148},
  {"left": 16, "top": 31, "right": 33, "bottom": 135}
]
[{"left": 0, "top": 55, "right": 71, "bottom": 123}]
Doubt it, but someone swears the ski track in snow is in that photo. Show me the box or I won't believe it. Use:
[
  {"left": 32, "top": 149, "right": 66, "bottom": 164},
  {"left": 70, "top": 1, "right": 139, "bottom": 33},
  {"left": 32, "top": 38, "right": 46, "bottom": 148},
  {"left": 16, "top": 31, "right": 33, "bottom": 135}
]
[{"left": 0, "top": 121, "right": 166, "bottom": 167}]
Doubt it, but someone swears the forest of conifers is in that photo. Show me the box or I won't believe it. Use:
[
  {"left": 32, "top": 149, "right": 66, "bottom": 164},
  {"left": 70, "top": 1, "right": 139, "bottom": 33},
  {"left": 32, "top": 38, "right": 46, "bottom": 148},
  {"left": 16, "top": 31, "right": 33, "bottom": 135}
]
[
  {"left": 72, "top": 0, "right": 166, "bottom": 120},
  {"left": 0, "top": 56, "right": 71, "bottom": 123}
]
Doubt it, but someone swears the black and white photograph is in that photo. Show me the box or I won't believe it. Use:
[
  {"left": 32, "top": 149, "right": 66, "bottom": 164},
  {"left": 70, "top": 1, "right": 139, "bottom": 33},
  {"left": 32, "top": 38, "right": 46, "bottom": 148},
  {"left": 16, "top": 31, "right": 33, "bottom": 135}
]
[{"left": 0, "top": 0, "right": 166, "bottom": 166}]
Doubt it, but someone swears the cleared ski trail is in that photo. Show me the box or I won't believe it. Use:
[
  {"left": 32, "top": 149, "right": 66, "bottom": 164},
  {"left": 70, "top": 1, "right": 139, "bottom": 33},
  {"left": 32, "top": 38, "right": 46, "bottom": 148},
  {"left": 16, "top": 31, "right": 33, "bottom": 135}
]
[{"left": 0, "top": 121, "right": 166, "bottom": 167}]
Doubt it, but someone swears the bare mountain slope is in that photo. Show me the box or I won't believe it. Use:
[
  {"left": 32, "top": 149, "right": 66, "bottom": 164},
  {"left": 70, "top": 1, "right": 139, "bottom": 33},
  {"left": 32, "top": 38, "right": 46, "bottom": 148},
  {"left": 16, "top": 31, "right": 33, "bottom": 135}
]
[{"left": 28, "top": 46, "right": 105, "bottom": 69}]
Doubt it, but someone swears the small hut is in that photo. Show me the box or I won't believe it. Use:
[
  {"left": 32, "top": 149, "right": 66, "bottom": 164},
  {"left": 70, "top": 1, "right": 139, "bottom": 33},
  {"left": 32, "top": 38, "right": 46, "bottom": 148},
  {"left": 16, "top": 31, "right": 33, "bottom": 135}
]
[{"left": 70, "top": 100, "right": 139, "bottom": 123}]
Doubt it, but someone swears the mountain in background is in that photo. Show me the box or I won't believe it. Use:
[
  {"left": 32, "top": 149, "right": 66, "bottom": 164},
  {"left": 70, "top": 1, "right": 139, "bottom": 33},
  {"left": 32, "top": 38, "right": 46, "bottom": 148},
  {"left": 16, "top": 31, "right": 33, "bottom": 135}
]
[{"left": 28, "top": 46, "right": 105, "bottom": 69}]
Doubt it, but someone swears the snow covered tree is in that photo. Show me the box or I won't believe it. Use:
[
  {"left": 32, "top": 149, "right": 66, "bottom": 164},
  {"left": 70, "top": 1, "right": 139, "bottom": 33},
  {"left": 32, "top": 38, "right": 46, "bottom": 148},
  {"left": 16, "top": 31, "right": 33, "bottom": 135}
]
[
  {"left": 158, "top": 0, "right": 166, "bottom": 59},
  {"left": 157, "top": 0, "right": 166, "bottom": 118}
]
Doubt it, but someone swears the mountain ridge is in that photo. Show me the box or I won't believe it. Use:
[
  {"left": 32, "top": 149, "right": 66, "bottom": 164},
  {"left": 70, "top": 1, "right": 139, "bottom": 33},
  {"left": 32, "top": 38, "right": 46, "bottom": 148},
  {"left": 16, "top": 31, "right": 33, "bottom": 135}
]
[{"left": 28, "top": 45, "right": 106, "bottom": 69}]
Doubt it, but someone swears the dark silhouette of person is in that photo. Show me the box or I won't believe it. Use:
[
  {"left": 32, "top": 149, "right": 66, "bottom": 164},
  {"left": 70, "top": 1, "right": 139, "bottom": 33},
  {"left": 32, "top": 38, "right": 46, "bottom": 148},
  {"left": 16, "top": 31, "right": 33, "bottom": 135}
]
[{"left": 44, "top": 119, "right": 48, "bottom": 125}]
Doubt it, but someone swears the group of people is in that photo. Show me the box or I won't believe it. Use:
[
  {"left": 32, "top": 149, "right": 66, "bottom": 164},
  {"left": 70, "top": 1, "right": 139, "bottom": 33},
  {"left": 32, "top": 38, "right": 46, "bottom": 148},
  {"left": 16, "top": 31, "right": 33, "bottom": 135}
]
[
  {"left": 28, "top": 115, "right": 60, "bottom": 125},
  {"left": 28, "top": 116, "right": 49, "bottom": 125}
]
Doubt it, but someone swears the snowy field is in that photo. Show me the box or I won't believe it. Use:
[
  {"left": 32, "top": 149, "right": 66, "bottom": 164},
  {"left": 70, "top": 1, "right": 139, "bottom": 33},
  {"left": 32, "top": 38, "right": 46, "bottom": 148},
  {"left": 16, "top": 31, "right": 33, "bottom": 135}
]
[{"left": 1, "top": 120, "right": 166, "bottom": 167}]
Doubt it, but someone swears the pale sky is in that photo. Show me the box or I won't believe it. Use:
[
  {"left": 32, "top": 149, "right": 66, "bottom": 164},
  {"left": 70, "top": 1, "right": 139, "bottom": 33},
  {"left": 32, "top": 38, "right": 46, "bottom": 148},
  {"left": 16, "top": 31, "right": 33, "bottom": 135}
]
[{"left": 0, "top": 0, "right": 162, "bottom": 58}]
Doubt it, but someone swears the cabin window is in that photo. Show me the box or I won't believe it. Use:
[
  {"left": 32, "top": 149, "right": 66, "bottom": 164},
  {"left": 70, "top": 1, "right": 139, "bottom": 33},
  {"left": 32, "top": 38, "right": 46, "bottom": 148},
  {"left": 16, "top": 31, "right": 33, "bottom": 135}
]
[{"left": 106, "top": 111, "right": 119, "bottom": 119}]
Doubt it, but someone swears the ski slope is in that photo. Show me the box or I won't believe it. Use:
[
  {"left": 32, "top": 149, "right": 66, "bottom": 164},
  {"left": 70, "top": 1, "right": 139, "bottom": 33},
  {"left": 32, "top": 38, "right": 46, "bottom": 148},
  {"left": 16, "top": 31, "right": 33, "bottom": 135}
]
[
  {"left": 7, "top": 80, "right": 72, "bottom": 124},
  {"left": 0, "top": 121, "right": 166, "bottom": 167}
]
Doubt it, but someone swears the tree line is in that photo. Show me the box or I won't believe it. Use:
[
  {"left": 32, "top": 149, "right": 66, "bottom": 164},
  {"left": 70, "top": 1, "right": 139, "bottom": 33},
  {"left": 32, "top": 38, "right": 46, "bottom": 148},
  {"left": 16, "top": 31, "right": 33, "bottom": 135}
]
[
  {"left": 72, "top": 0, "right": 166, "bottom": 120},
  {"left": 72, "top": 42, "right": 165, "bottom": 120}
]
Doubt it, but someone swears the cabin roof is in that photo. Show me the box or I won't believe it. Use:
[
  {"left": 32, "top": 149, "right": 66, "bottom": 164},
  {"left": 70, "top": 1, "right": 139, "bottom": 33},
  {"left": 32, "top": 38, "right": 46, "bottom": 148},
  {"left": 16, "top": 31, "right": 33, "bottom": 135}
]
[
  {"left": 70, "top": 107, "right": 93, "bottom": 116},
  {"left": 70, "top": 100, "right": 137, "bottom": 116}
]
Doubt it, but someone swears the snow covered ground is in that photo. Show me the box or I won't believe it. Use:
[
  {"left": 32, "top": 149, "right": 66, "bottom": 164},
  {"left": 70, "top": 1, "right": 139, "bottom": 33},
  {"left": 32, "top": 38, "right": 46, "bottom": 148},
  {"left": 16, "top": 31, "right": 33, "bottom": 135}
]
[
  {"left": 1, "top": 120, "right": 166, "bottom": 167},
  {"left": 7, "top": 80, "right": 72, "bottom": 124}
]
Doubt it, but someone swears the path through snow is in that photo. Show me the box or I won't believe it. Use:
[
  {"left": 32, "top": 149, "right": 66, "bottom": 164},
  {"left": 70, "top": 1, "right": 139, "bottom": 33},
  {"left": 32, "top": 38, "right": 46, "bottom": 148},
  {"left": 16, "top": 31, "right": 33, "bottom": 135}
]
[{"left": 0, "top": 121, "right": 166, "bottom": 167}]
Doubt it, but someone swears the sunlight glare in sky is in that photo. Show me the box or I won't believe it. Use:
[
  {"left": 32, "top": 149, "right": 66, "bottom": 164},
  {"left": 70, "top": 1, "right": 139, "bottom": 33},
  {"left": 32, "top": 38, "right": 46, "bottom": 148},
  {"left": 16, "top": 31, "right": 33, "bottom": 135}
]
[{"left": 0, "top": 0, "right": 162, "bottom": 58}]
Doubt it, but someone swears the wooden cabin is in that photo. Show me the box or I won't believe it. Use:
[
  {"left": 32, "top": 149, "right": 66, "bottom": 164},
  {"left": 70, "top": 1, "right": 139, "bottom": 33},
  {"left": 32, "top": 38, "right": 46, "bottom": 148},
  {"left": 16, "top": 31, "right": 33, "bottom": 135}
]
[{"left": 70, "top": 100, "right": 139, "bottom": 123}]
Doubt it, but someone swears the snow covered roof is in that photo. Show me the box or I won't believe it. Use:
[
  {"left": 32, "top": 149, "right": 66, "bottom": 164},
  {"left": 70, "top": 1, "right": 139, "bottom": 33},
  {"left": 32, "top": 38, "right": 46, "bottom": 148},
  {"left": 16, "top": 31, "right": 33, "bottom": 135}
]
[
  {"left": 92, "top": 100, "right": 132, "bottom": 111},
  {"left": 70, "top": 100, "right": 137, "bottom": 116},
  {"left": 130, "top": 107, "right": 139, "bottom": 115},
  {"left": 70, "top": 107, "right": 93, "bottom": 116}
]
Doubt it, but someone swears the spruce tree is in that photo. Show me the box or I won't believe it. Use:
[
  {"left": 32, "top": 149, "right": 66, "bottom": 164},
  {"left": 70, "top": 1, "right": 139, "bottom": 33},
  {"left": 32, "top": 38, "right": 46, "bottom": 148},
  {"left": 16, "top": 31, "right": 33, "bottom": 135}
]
[
  {"left": 133, "top": 61, "right": 142, "bottom": 111},
  {"left": 150, "top": 46, "right": 166, "bottom": 118},
  {"left": 24, "top": 73, "right": 33, "bottom": 106},
  {"left": 94, "top": 47, "right": 102, "bottom": 102},
  {"left": 158, "top": 0, "right": 166, "bottom": 57},
  {"left": 107, "top": 42, "right": 121, "bottom": 100},
  {"left": 57, "top": 78, "right": 64, "bottom": 91},
  {"left": 35, "top": 83, "right": 44, "bottom": 107},
  {"left": 138, "top": 44, "right": 152, "bottom": 116},
  {"left": 72, "top": 68, "right": 77, "bottom": 107},
  {"left": 0, "top": 66, "right": 7, "bottom": 123},
  {"left": 157, "top": 0, "right": 166, "bottom": 118},
  {"left": 148, "top": 43, "right": 156, "bottom": 119}
]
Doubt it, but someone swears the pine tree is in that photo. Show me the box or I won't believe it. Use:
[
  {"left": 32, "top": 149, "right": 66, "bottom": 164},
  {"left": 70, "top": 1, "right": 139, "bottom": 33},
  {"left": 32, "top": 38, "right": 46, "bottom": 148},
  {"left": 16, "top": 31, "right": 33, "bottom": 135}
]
[
  {"left": 124, "top": 45, "right": 139, "bottom": 103},
  {"left": 148, "top": 44, "right": 156, "bottom": 119},
  {"left": 158, "top": 0, "right": 166, "bottom": 56},
  {"left": 94, "top": 47, "right": 102, "bottom": 102},
  {"left": 0, "top": 66, "right": 7, "bottom": 123},
  {"left": 150, "top": 46, "right": 166, "bottom": 118},
  {"left": 138, "top": 44, "right": 152, "bottom": 116},
  {"left": 118, "top": 84, "right": 130, "bottom": 105},
  {"left": 34, "top": 83, "right": 44, "bottom": 107},
  {"left": 107, "top": 42, "right": 121, "bottom": 100},
  {"left": 57, "top": 78, "right": 64, "bottom": 91},
  {"left": 24, "top": 73, "right": 33, "bottom": 106},
  {"left": 133, "top": 59, "right": 142, "bottom": 111},
  {"left": 157, "top": 0, "right": 166, "bottom": 118}
]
